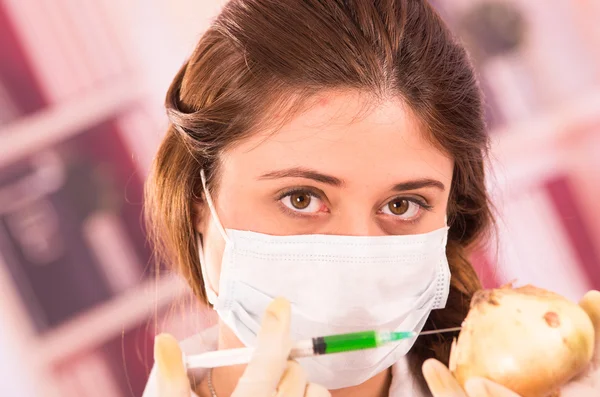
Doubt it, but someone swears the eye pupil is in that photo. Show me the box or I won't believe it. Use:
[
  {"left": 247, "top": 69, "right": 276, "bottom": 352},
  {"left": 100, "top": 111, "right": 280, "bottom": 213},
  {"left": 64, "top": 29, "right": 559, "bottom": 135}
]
[
  {"left": 389, "top": 199, "right": 409, "bottom": 215},
  {"left": 291, "top": 192, "right": 311, "bottom": 209}
]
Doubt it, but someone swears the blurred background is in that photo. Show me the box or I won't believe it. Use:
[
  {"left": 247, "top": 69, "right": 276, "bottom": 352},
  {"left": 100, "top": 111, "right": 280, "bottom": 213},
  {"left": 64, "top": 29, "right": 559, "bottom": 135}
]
[{"left": 0, "top": 0, "right": 599, "bottom": 395}]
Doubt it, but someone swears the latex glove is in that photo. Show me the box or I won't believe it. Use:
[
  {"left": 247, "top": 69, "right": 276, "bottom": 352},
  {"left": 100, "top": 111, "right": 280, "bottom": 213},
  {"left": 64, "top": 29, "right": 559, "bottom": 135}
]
[
  {"left": 154, "top": 333, "right": 195, "bottom": 397},
  {"left": 422, "top": 359, "right": 520, "bottom": 397},
  {"left": 231, "top": 297, "right": 330, "bottom": 397},
  {"left": 154, "top": 297, "right": 331, "bottom": 397},
  {"left": 423, "top": 290, "right": 600, "bottom": 397}
]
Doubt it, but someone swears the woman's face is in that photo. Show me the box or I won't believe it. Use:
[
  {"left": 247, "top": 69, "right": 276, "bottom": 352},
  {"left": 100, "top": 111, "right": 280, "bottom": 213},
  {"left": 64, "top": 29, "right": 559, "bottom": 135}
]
[{"left": 196, "top": 91, "right": 453, "bottom": 294}]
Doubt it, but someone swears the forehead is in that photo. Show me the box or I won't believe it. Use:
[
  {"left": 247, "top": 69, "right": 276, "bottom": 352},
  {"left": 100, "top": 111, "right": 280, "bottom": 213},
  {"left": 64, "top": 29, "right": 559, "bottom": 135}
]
[{"left": 222, "top": 91, "right": 453, "bottom": 183}]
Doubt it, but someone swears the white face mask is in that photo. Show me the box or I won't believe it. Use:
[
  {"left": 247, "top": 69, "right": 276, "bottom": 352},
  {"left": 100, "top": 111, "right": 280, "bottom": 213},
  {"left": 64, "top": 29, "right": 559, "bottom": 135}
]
[{"left": 198, "top": 170, "right": 451, "bottom": 389}]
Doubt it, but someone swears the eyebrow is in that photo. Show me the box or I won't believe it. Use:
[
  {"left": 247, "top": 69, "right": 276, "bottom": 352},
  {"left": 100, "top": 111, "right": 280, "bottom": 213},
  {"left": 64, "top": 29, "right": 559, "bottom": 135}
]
[
  {"left": 392, "top": 178, "right": 446, "bottom": 192},
  {"left": 391, "top": 179, "right": 445, "bottom": 192},
  {"left": 259, "top": 167, "right": 344, "bottom": 186},
  {"left": 258, "top": 167, "right": 446, "bottom": 191}
]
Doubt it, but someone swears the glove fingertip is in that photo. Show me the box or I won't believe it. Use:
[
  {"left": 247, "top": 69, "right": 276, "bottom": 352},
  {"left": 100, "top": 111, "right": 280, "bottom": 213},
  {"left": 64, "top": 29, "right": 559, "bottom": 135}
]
[{"left": 155, "top": 333, "right": 188, "bottom": 382}]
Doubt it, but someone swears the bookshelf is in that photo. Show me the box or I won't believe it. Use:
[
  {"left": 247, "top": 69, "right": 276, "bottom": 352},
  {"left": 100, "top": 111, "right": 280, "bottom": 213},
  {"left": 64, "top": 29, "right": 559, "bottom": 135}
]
[
  {"left": 0, "top": 74, "right": 190, "bottom": 395},
  {"left": 0, "top": 77, "right": 149, "bottom": 168},
  {"left": 0, "top": 2, "right": 199, "bottom": 394}
]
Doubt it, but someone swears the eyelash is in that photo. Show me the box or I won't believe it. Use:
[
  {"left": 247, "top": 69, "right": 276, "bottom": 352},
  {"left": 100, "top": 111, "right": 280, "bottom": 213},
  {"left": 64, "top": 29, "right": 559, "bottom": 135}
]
[{"left": 276, "top": 188, "right": 433, "bottom": 221}]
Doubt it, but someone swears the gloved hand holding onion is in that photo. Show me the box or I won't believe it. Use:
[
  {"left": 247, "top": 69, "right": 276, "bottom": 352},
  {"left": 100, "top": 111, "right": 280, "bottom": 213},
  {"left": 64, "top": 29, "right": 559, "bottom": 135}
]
[{"left": 423, "top": 285, "right": 600, "bottom": 397}]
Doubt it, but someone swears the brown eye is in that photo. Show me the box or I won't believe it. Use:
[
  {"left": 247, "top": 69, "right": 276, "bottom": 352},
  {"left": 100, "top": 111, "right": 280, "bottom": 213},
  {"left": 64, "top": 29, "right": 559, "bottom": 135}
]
[
  {"left": 280, "top": 190, "right": 324, "bottom": 214},
  {"left": 388, "top": 199, "right": 409, "bottom": 215},
  {"left": 381, "top": 198, "right": 423, "bottom": 220},
  {"left": 290, "top": 192, "right": 311, "bottom": 210}
]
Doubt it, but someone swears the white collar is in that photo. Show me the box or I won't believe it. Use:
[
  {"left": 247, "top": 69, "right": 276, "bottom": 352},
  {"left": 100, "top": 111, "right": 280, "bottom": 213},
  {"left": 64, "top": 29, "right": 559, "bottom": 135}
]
[{"left": 143, "top": 326, "right": 423, "bottom": 397}]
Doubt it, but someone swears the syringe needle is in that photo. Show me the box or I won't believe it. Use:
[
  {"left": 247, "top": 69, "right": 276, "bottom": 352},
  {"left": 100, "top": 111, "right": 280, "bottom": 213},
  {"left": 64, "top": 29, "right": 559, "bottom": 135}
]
[{"left": 418, "top": 326, "right": 462, "bottom": 336}]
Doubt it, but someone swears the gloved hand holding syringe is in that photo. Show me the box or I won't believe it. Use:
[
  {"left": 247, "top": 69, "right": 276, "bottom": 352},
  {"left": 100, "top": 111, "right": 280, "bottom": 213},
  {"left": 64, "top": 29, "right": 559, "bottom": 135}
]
[
  {"left": 186, "top": 327, "right": 462, "bottom": 369},
  {"left": 153, "top": 298, "right": 463, "bottom": 396}
]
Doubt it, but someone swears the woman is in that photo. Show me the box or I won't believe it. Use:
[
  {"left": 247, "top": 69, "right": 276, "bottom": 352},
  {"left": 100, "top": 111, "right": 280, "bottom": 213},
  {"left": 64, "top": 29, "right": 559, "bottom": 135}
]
[{"left": 142, "top": 1, "right": 600, "bottom": 396}]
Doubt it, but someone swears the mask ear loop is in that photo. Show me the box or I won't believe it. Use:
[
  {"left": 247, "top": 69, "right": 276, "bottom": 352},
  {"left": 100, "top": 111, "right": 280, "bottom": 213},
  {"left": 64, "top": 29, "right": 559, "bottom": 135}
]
[
  {"left": 196, "top": 233, "right": 218, "bottom": 305},
  {"left": 198, "top": 169, "right": 231, "bottom": 305},
  {"left": 200, "top": 169, "right": 232, "bottom": 245}
]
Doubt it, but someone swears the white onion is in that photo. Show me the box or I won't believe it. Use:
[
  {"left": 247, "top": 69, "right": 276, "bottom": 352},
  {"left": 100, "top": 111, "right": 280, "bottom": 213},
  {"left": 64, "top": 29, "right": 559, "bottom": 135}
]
[{"left": 449, "top": 284, "right": 595, "bottom": 397}]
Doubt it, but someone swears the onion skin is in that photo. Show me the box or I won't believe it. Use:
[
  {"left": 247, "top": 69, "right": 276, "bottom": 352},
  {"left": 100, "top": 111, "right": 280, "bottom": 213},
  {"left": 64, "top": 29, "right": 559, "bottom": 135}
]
[{"left": 449, "top": 285, "right": 595, "bottom": 397}]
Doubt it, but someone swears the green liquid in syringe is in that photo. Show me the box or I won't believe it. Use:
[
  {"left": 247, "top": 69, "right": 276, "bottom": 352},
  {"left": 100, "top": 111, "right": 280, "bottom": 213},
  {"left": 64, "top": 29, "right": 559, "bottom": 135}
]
[{"left": 318, "top": 330, "right": 414, "bottom": 354}]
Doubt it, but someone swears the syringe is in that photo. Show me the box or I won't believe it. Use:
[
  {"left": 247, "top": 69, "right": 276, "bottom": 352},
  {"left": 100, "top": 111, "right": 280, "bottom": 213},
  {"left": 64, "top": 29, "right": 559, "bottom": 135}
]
[{"left": 185, "top": 327, "right": 461, "bottom": 369}]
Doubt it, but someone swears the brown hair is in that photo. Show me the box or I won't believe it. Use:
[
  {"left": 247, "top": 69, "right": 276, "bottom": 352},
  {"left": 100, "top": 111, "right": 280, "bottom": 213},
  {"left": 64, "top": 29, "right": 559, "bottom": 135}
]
[{"left": 145, "top": 0, "right": 492, "bottom": 392}]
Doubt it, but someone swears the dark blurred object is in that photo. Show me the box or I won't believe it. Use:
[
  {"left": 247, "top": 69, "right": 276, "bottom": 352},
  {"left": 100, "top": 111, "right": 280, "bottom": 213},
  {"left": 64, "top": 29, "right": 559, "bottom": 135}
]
[
  {"left": 457, "top": 0, "right": 527, "bottom": 62},
  {"left": 0, "top": 120, "right": 150, "bottom": 333},
  {"left": 445, "top": 0, "right": 529, "bottom": 130}
]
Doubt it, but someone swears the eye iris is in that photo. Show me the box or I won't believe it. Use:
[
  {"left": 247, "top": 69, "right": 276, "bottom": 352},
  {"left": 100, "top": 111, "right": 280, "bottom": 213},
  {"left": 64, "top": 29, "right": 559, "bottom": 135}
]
[
  {"left": 291, "top": 192, "right": 311, "bottom": 209},
  {"left": 389, "top": 199, "right": 409, "bottom": 215}
]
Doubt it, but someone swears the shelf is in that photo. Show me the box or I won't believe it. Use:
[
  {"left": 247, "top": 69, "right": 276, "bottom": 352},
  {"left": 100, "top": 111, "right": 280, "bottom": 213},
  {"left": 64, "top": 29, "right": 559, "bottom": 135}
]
[
  {"left": 35, "top": 274, "right": 190, "bottom": 366},
  {"left": 490, "top": 89, "right": 600, "bottom": 161},
  {"left": 0, "top": 77, "right": 149, "bottom": 168},
  {"left": 488, "top": 89, "right": 600, "bottom": 189}
]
